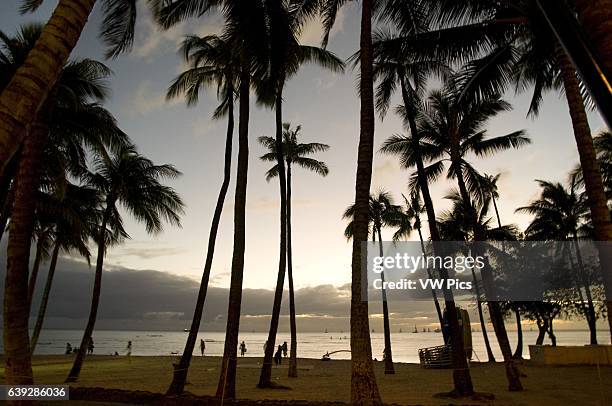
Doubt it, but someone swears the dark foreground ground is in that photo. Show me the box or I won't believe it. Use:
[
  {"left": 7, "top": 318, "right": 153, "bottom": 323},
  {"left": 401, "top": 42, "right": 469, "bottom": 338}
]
[{"left": 1, "top": 355, "right": 610, "bottom": 405}]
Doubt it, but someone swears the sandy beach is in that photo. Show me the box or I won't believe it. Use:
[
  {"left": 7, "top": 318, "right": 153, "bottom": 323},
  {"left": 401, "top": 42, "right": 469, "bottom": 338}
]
[{"left": 2, "top": 355, "right": 609, "bottom": 405}]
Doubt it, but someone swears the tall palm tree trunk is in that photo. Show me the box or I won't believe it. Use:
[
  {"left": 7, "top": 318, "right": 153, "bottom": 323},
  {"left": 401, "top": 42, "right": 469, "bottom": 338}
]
[
  {"left": 350, "top": 0, "right": 382, "bottom": 403},
  {"left": 66, "top": 202, "right": 113, "bottom": 382},
  {"left": 471, "top": 269, "right": 496, "bottom": 362},
  {"left": 27, "top": 236, "right": 45, "bottom": 309},
  {"left": 0, "top": 0, "right": 96, "bottom": 175},
  {"left": 491, "top": 195, "right": 523, "bottom": 358},
  {"left": 407, "top": 126, "right": 474, "bottom": 391},
  {"left": 216, "top": 69, "right": 250, "bottom": 401},
  {"left": 3, "top": 122, "right": 47, "bottom": 386},
  {"left": 30, "top": 241, "right": 60, "bottom": 353},
  {"left": 451, "top": 147, "right": 522, "bottom": 390},
  {"left": 376, "top": 228, "right": 395, "bottom": 374},
  {"left": 556, "top": 43, "right": 612, "bottom": 343},
  {"left": 574, "top": 0, "right": 612, "bottom": 76},
  {"left": 167, "top": 91, "right": 234, "bottom": 395},
  {"left": 258, "top": 91, "right": 289, "bottom": 389},
  {"left": 403, "top": 94, "right": 473, "bottom": 395},
  {"left": 286, "top": 163, "right": 298, "bottom": 378}
]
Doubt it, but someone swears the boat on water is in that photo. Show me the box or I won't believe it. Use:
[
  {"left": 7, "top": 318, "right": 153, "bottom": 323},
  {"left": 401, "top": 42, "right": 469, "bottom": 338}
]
[{"left": 183, "top": 329, "right": 190, "bottom": 332}]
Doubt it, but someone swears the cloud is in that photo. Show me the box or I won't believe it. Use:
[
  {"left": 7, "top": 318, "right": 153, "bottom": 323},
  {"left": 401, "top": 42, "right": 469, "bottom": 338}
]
[{"left": 126, "top": 80, "right": 180, "bottom": 116}]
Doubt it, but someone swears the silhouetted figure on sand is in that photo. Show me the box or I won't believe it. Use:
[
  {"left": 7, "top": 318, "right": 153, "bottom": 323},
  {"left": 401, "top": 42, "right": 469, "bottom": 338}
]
[{"left": 274, "top": 345, "right": 283, "bottom": 365}]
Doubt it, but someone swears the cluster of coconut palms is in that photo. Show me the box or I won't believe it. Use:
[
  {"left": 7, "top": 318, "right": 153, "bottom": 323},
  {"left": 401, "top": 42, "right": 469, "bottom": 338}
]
[{"left": 1, "top": 0, "right": 611, "bottom": 405}]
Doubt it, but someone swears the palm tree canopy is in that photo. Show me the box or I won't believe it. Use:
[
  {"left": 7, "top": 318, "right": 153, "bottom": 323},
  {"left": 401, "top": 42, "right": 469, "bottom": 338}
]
[
  {"left": 343, "top": 191, "right": 404, "bottom": 241},
  {"left": 84, "top": 145, "right": 185, "bottom": 240},
  {"left": 167, "top": 34, "right": 239, "bottom": 117},
  {"left": 516, "top": 174, "right": 589, "bottom": 240},
  {"left": 258, "top": 123, "right": 330, "bottom": 181}
]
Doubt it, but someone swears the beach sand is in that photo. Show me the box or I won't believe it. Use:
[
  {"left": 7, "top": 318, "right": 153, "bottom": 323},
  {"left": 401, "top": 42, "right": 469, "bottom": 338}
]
[{"left": 2, "top": 355, "right": 611, "bottom": 405}]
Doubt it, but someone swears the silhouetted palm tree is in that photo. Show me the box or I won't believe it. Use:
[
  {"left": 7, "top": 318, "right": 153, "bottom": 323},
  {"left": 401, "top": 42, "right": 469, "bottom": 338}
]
[
  {"left": 0, "top": 0, "right": 149, "bottom": 177},
  {"left": 344, "top": 191, "right": 405, "bottom": 375},
  {"left": 409, "top": 1, "right": 612, "bottom": 342},
  {"left": 259, "top": 122, "right": 329, "bottom": 378},
  {"left": 517, "top": 175, "right": 599, "bottom": 344},
  {"left": 30, "top": 183, "right": 100, "bottom": 353},
  {"left": 165, "top": 33, "right": 239, "bottom": 395},
  {"left": 66, "top": 145, "right": 184, "bottom": 382},
  {"left": 1, "top": 23, "right": 126, "bottom": 385},
  {"left": 257, "top": 1, "right": 342, "bottom": 387},
  {"left": 481, "top": 173, "right": 524, "bottom": 359},
  {"left": 417, "top": 73, "right": 528, "bottom": 391}
]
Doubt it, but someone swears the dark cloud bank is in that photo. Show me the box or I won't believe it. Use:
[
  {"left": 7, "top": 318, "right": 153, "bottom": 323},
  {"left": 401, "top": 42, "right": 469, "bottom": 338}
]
[{"left": 0, "top": 242, "right": 450, "bottom": 332}]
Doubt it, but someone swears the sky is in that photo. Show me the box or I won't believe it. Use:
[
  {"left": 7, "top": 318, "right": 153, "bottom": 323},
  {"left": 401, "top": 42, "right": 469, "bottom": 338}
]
[{"left": 0, "top": 2, "right": 608, "bottom": 331}]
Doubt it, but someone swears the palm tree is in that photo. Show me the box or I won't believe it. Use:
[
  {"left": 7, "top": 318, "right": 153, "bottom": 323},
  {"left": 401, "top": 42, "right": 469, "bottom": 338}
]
[
  {"left": 259, "top": 122, "right": 329, "bottom": 378},
  {"left": 343, "top": 191, "right": 404, "bottom": 375},
  {"left": 481, "top": 173, "right": 524, "bottom": 359},
  {"left": 0, "top": 0, "right": 147, "bottom": 176},
  {"left": 516, "top": 175, "right": 599, "bottom": 345},
  {"left": 156, "top": 0, "right": 272, "bottom": 397},
  {"left": 30, "top": 183, "right": 99, "bottom": 353},
  {"left": 165, "top": 34, "right": 239, "bottom": 395},
  {"left": 410, "top": 0, "right": 612, "bottom": 343},
  {"left": 65, "top": 145, "right": 184, "bottom": 382},
  {"left": 1, "top": 23, "right": 125, "bottom": 385},
  {"left": 257, "top": 2, "right": 343, "bottom": 387},
  {"left": 379, "top": 119, "right": 475, "bottom": 396},
  {"left": 416, "top": 73, "right": 528, "bottom": 391}
]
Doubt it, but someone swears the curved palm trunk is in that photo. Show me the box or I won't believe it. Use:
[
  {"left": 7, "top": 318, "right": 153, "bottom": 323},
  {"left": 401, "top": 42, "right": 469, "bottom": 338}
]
[
  {"left": 65, "top": 202, "right": 113, "bottom": 382},
  {"left": 167, "top": 91, "right": 234, "bottom": 395},
  {"left": 258, "top": 91, "right": 288, "bottom": 388},
  {"left": 450, "top": 140, "right": 522, "bottom": 390},
  {"left": 216, "top": 69, "right": 250, "bottom": 401},
  {"left": 27, "top": 236, "right": 46, "bottom": 310},
  {"left": 513, "top": 308, "right": 523, "bottom": 359},
  {"left": 3, "top": 122, "right": 47, "bottom": 386},
  {"left": 491, "top": 195, "right": 523, "bottom": 358},
  {"left": 556, "top": 43, "right": 612, "bottom": 343},
  {"left": 471, "top": 269, "right": 496, "bottom": 362},
  {"left": 401, "top": 80, "right": 473, "bottom": 396},
  {"left": 286, "top": 163, "right": 298, "bottom": 378},
  {"left": 375, "top": 228, "right": 395, "bottom": 374},
  {"left": 0, "top": 0, "right": 96, "bottom": 175},
  {"left": 30, "top": 241, "right": 60, "bottom": 353},
  {"left": 350, "top": 0, "right": 382, "bottom": 403}
]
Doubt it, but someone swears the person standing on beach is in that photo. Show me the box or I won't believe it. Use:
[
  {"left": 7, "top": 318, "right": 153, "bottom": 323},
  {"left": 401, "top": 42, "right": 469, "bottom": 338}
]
[
  {"left": 87, "top": 338, "right": 94, "bottom": 355},
  {"left": 65, "top": 343, "right": 72, "bottom": 355},
  {"left": 200, "top": 339, "right": 206, "bottom": 356},
  {"left": 239, "top": 341, "right": 247, "bottom": 357},
  {"left": 274, "top": 345, "right": 283, "bottom": 365},
  {"left": 126, "top": 341, "right": 132, "bottom": 363},
  {"left": 282, "top": 341, "right": 288, "bottom": 357}
]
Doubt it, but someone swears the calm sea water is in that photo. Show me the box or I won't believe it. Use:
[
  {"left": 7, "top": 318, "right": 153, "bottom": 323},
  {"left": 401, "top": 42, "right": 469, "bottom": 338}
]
[{"left": 22, "top": 329, "right": 604, "bottom": 363}]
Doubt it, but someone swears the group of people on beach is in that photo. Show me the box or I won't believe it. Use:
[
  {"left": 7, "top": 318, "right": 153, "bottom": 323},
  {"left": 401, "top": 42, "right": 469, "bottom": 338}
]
[
  {"left": 65, "top": 339, "right": 131, "bottom": 357},
  {"left": 263, "top": 341, "right": 288, "bottom": 365}
]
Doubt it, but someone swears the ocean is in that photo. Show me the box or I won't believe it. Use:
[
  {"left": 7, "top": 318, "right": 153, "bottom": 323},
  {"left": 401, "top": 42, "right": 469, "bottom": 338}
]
[{"left": 22, "top": 329, "right": 604, "bottom": 363}]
